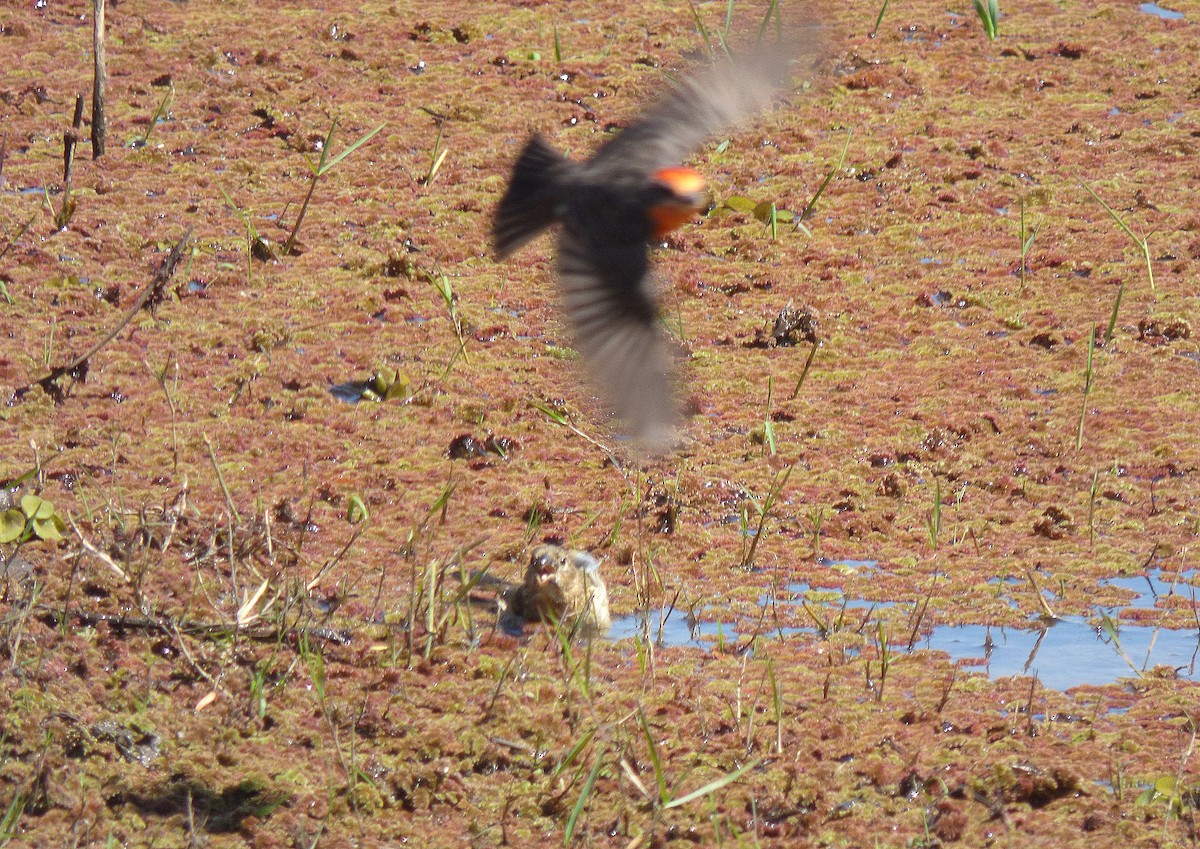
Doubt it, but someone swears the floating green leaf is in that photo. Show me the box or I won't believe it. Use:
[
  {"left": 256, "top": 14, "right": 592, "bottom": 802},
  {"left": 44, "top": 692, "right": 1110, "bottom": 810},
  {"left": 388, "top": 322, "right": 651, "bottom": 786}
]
[
  {"left": 1, "top": 494, "right": 66, "bottom": 543},
  {"left": 753, "top": 200, "right": 793, "bottom": 224},
  {"left": 21, "top": 495, "right": 53, "bottom": 521},
  {"left": 0, "top": 510, "right": 24, "bottom": 543},
  {"left": 722, "top": 195, "right": 758, "bottom": 213},
  {"left": 32, "top": 514, "right": 65, "bottom": 541}
]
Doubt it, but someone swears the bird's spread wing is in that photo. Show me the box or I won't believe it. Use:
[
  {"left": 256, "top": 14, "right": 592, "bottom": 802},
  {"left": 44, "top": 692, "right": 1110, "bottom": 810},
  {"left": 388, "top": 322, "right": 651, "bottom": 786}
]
[
  {"left": 555, "top": 227, "right": 676, "bottom": 440},
  {"left": 589, "top": 34, "right": 820, "bottom": 178},
  {"left": 513, "top": 29, "right": 825, "bottom": 446}
]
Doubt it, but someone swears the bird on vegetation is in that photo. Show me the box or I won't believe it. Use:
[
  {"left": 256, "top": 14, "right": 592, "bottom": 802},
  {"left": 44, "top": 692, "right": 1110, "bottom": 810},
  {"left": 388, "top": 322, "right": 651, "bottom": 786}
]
[
  {"left": 501, "top": 544, "right": 611, "bottom": 637},
  {"left": 493, "top": 30, "right": 821, "bottom": 448}
]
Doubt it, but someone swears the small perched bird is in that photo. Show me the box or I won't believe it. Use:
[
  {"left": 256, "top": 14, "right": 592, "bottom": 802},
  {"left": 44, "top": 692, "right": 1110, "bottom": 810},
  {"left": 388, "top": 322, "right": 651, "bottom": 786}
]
[
  {"left": 501, "top": 544, "right": 611, "bottom": 637},
  {"left": 493, "top": 32, "right": 820, "bottom": 446}
]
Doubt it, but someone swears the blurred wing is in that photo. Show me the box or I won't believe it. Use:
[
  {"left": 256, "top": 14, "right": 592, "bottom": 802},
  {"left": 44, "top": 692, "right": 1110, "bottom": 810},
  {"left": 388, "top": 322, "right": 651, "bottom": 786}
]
[
  {"left": 589, "top": 38, "right": 813, "bottom": 177},
  {"left": 555, "top": 229, "right": 676, "bottom": 438},
  {"left": 492, "top": 133, "right": 572, "bottom": 259}
]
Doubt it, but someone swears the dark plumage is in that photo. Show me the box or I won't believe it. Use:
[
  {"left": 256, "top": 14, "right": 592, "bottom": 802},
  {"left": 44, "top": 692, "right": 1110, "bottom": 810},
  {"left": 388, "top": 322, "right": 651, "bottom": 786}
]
[{"left": 493, "top": 33, "right": 821, "bottom": 446}]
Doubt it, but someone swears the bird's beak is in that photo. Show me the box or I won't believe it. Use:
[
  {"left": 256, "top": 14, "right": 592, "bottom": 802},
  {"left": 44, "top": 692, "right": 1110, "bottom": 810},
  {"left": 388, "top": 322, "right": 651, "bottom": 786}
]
[{"left": 533, "top": 553, "right": 557, "bottom": 583}]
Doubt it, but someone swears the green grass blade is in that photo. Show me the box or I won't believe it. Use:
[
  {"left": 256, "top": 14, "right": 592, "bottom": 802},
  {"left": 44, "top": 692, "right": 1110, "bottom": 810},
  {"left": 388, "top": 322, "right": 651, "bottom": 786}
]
[
  {"left": 1076, "top": 326, "right": 1095, "bottom": 450},
  {"left": 973, "top": 0, "right": 999, "bottom": 39},
  {"left": 755, "top": 0, "right": 782, "bottom": 46},
  {"left": 1081, "top": 182, "right": 1140, "bottom": 244},
  {"left": 871, "top": 0, "right": 891, "bottom": 37},
  {"left": 553, "top": 727, "right": 597, "bottom": 779},
  {"left": 1103, "top": 281, "right": 1125, "bottom": 343},
  {"left": 219, "top": 187, "right": 261, "bottom": 241},
  {"left": 688, "top": 2, "right": 715, "bottom": 58},
  {"left": 308, "top": 119, "right": 337, "bottom": 176},
  {"left": 321, "top": 122, "right": 386, "bottom": 174},
  {"left": 0, "top": 792, "right": 26, "bottom": 844},
  {"left": 1082, "top": 182, "right": 1156, "bottom": 292},
  {"left": 637, "top": 708, "right": 669, "bottom": 805},
  {"left": 564, "top": 746, "right": 605, "bottom": 844},
  {"left": 530, "top": 400, "right": 569, "bottom": 426},
  {"left": 664, "top": 758, "right": 761, "bottom": 809},
  {"left": 788, "top": 340, "right": 819, "bottom": 400},
  {"left": 800, "top": 128, "right": 851, "bottom": 225}
]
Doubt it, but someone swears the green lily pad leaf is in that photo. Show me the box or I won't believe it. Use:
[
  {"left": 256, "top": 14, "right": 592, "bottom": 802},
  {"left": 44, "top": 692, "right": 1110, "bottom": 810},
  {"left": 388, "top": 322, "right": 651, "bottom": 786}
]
[
  {"left": 750, "top": 201, "right": 794, "bottom": 224},
  {"left": 20, "top": 494, "right": 55, "bottom": 521},
  {"left": 1, "top": 509, "right": 26, "bottom": 543},
  {"left": 33, "top": 514, "right": 65, "bottom": 541},
  {"left": 722, "top": 195, "right": 757, "bottom": 213},
  {"left": 1154, "top": 776, "right": 1178, "bottom": 796}
]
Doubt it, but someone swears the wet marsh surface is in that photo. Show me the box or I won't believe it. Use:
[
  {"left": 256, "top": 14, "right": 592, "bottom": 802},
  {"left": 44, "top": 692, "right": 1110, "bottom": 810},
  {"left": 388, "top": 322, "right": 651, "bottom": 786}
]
[{"left": 2, "top": 0, "right": 1200, "bottom": 846}]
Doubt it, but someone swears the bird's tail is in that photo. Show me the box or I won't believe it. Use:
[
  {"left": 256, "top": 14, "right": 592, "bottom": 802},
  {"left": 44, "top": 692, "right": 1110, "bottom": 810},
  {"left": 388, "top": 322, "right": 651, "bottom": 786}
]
[{"left": 492, "top": 133, "right": 569, "bottom": 259}]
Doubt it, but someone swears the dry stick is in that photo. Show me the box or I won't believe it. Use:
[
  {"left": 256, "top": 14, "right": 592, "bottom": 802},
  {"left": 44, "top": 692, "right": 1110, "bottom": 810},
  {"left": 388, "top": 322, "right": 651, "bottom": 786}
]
[
  {"left": 91, "top": 0, "right": 107, "bottom": 158},
  {"left": 65, "top": 96, "right": 84, "bottom": 183},
  {"left": 143, "top": 356, "right": 180, "bottom": 473},
  {"left": 0, "top": 211, "right": 35, "bottom": 265},
  {"left": 788, "top": 339, "right": 819, "bottom": 401},
  {"left": 935, "top": 666, "right": 957, "bottom": 713},
  {"left": 2, "top": 583, "right": 41, "bottom": 673},
  {"left": 0, "top": 130, "right": 34, "bottom": 271},
  {"left": 0, "top": 134, "right": 38, "bottom": 294},
  {"left": 66, "top": 514, "right": 129, "bottom": 582},
  {"left": 52, "top": 96, "right": 85, "bottom": 230},
  {"left": 31, "top": 603, "right": 352, "bottom": 646},
  {"left": 1023, "top": 566, "right": 1058, "bottom": 619},
  {"left": 202, "top": 434, "right": 242, "bottom": 525},
  {"left": 905, "top": 565, "right": 939, "bottom": 650},
  {"left": 15, "top": 228, "right": 193, "bottom": 400},
  {"left": 1025, "top": 676, "right": 1038, "bottom": 737}
]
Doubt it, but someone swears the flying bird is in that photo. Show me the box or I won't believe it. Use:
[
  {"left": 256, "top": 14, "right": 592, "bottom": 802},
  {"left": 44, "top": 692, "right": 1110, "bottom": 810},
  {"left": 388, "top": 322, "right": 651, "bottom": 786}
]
[{"left": 493, "top": 33, "right": 820, "bottom": 447}]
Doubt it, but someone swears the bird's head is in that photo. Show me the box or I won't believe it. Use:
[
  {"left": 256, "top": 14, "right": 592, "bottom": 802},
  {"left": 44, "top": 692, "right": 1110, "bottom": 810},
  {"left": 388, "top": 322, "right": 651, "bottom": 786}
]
[
  {"left": 531, "top": 549, "right": 559, "bottom": 585},
  {"left": 648, "top": 166, "right": 707, "bottom": 238}
]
